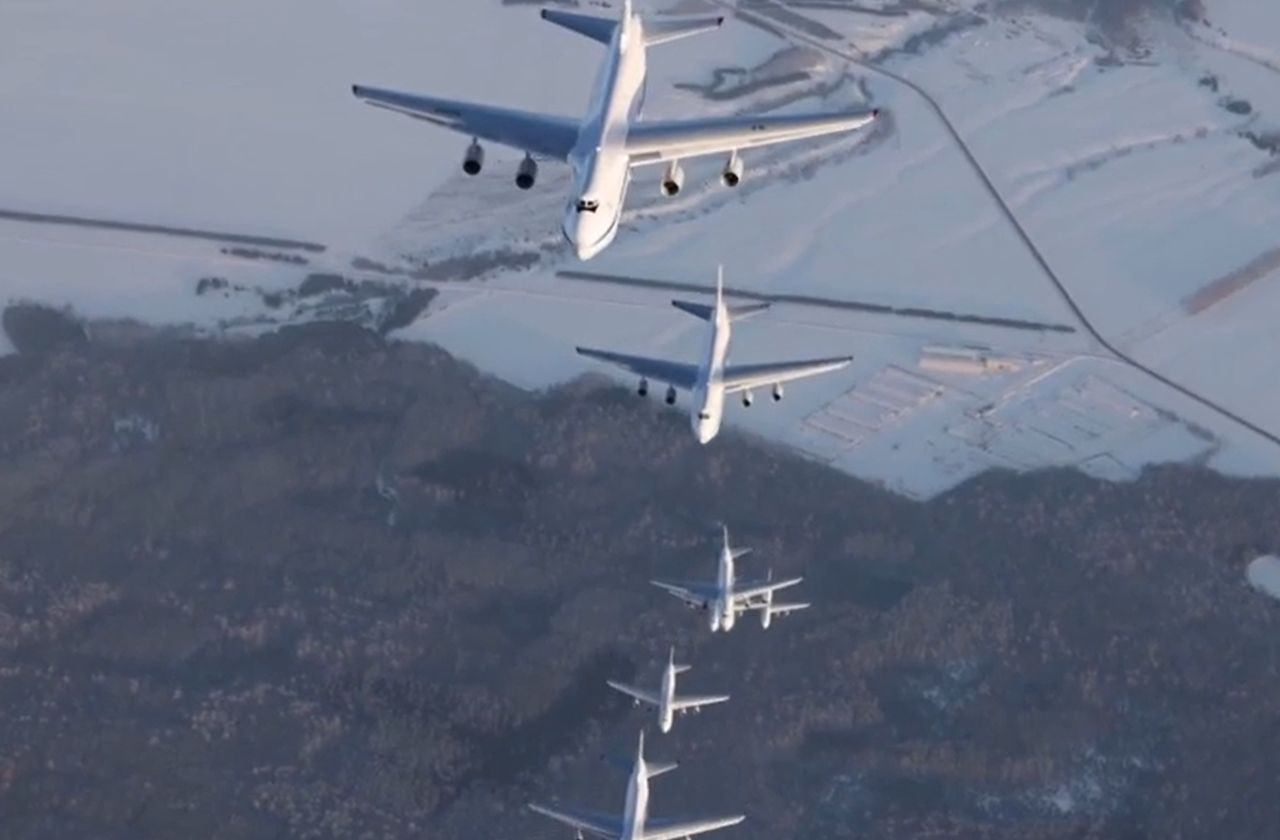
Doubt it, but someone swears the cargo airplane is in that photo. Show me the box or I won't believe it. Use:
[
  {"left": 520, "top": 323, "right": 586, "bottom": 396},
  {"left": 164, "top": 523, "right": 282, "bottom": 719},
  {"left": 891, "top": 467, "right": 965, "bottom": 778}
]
[
  {"left": 652, "top": 526, "right": 809, "bottom": 632},
  {"left": 352, "top": 1, "right": 879, "bottom": 259},
  {"left": 576, "top": 267, "right": 853, "bottom": 444},
  {"left": 529, "top": 730, "right": 743, "bottom": 840},
  {"left": 608, "top": 647, "right": 729, "bottom": 734}
]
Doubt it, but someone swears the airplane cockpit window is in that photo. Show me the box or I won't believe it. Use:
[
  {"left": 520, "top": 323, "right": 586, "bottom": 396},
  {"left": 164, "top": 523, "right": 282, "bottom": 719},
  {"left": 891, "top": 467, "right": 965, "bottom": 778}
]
[{"left": 576, "top": 199, "right": 600, "bottom": 213}]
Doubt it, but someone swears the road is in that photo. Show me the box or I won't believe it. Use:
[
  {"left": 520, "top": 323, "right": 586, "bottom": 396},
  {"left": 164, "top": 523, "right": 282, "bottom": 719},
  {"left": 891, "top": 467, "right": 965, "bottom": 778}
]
[
  {"left": 0, "top": 209, "right": 326, "bottom": 253},
  {"left": 726, "top": 2, "right": 1280, "bottom": 450},
  {"left": 557, "top": 269, "right": 1077, "bottom": 334}
]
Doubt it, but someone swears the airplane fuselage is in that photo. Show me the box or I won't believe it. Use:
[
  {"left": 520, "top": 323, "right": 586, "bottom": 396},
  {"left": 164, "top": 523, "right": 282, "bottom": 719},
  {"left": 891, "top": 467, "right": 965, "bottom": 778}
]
[
  {"left": 658, "top": 664, "right": 676, "bottom": 733},
  {"left": 710, "top": 544, "right": 735, "bottom": 632},
  {"left": 563, "top": 13, "right": 648, "bottom": 260},
  {"left": 622, "top": 758, "right": 649, "bottom": 840},
  {"left": 692, "top": 307, "right": 731, "bottom": 444}
]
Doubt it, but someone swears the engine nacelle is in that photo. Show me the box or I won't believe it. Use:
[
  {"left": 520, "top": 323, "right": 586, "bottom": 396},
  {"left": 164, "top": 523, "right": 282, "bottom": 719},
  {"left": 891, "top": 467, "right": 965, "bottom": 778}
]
[
  {"left": 772, "top": 382, "right": 784, "bottom": 402},
  {"left": 638, "top": 377, "right": 649, "bottom": 397},
  {"left": 664, "top": 385, "right": 677, "bottom": 406},
  {"left": 742, "top": 389, "right": 754, "bottom": 407},
  {"left": 660, "top": 160, "right": 685, "bottom": 197},
  {"left": 515, "top": 155, "right": 538, "bottom": 190},
  {"left": 463, "top": 140, "right": 484, "bottom": 175},
  {"left": 722, "top": 152, "right": 744, "bottom": 187}
]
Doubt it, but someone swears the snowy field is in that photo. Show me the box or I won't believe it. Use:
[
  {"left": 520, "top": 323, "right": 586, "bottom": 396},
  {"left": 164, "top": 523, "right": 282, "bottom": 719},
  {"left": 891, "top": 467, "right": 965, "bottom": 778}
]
[{"left": 4, "top": 0, "right": 1280, "bottom": 498}]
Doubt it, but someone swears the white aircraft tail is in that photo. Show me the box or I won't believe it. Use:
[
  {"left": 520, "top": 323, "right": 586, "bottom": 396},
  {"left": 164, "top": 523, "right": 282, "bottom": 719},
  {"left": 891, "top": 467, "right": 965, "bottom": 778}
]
[
  {"left": 722, "top": 524, "right": 753, "bottom": 559},
  {"left": 672, "top": 265, "right": 769, "bottom": 322},
  {"left": 637, "top": 729, "right": 678, "bottom": 778},
  {"left": 668, "top": 646, "right": 693, "bottom": 675}
]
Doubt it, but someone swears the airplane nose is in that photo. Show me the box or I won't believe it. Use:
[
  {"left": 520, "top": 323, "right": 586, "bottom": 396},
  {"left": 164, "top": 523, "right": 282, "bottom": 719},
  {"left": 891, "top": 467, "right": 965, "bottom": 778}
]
[{"left": 563, "top": 221, "right": 600, "bottom": 261}]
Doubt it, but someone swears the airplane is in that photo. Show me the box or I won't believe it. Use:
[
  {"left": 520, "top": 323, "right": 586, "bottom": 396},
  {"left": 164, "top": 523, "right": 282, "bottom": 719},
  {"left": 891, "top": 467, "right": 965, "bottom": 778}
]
[
  {"left": 576, "top": 267, "right": 853, "bottom": 444},
  {"left": 651, "top": 525, "right": 809, "bottom": 633},
  {"left": 351, "top": 1, "right": 880, "bottom": 260},
  {"left": 607, "top": 647, "right": 730, "bottom": 734},
  {"left": 529, "top": 730, "right": 744, "bottom": 840}
]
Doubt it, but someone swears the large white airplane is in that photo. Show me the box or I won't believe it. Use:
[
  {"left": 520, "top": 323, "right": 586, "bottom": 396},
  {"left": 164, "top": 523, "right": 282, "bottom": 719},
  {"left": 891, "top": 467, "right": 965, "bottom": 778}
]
[
  {"left": 529, "top": 730, "right": 744, "bottom": 840},
  {"left": 607, "top": 647, "right": 730, "bottom": 734},
  {"left": 352, "top": 1, "right": 879, "bottom": 260},
  {"left": 652, "top": 526, "right": 809, "bottom": 633},
  {"left": 576, "top": 268, "right": 853, "bottom": 444}
]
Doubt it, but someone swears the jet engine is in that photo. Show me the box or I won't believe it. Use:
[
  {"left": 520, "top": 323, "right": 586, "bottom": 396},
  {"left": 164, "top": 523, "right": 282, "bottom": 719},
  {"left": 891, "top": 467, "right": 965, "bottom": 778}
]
[
  {"left": 741, "top": 389, "right": 754, "bottom": 407},
  {"left": 462, "top": 140, "right": 484, "bottom": 175},
  {"left": 637, "top": 377, "right": 649, "bottom": 397},
  {"left": 660, "top": 160, "right": 685, "bottom": 197},
  {"left": 772, "top": 382, "right": 784, "bottom": 402},
  {"left": 722, "top": 152, "right": 744, "bottom": 187},
  {"left": 515, "top": 155, "right": 538, "bottom": 190},
  {"left": 664, "top": 385, "right": 677, "bottom": 405}
]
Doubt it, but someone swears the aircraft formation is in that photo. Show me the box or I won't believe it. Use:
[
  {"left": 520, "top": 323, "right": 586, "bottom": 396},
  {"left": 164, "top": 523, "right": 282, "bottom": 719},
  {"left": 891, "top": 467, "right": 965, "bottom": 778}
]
[
  {"left": 532, "top": 526, "right": 807, "bottom": 840},
  {"left": 354, "top": 0, "right": 873, "bottom": 444},
  {"left": 353, "top": 1, "right": 873, "bottom": 834}
]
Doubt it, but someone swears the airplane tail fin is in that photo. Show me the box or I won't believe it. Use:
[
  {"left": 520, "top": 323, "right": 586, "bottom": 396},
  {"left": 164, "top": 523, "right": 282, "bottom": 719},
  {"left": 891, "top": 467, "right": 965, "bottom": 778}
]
[
  {"left": 635, "top": 729, "right": 678, "bottom": 777},
  {"left": 671, "top": 265, "right": 769, "bottom": 322},
  {"left": 669, "top": 646, "right": 693, "bottom": 675},
  {"left": 723, "top": 523, "right": 753, "bottom": 559}
]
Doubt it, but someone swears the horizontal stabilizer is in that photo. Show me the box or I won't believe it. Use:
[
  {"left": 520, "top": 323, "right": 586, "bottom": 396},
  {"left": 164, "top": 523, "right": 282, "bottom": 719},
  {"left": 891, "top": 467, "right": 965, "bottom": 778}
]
[
  {"left": 672, "top": 299, "right": 714, "bottom": 321},
  {"left": 646, "top": 759, "right": 679, "bottom": 779},
  {"left": 540, "top": 9, "right": 617, "bottom": 44},
  {"left": 607, "top": 680, "right": 661, "bottom": 707},
  {"left": 643, "top": 15, "right": 725, "bottom": 46},
  {"left": 728, "top": 302, "right": 770, "bottom": 322},
  {"left": 672, "top": 664, "right": 693, "bottom": 675}
]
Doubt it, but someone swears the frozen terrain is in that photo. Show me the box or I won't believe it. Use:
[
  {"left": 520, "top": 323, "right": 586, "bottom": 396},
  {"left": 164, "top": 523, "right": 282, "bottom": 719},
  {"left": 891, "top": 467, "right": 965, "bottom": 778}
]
[{"left": 4, "top": 0, "right": 1280, "bottom": 498}]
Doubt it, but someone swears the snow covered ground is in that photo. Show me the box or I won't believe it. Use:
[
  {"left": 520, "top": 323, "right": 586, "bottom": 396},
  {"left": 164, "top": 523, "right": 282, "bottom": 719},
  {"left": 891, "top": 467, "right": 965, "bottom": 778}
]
[{"left": 4, "top": 0, "right": 1280, "bottom": 498}]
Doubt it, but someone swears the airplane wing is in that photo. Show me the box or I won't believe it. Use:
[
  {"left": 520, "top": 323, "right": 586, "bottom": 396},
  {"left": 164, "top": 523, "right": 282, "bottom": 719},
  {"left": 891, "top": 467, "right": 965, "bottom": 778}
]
[
  {"left": 732, "top": 576, "right": 803, "bottom": 605},
  {"left": 763, "top": 602, "right": 810, "bottom": 617},
  {"left": 528, "top": 803, "right": 623, "bottom": 840},
  {"left": 606, "top": 680, "right": 662, "bottom": 707},
  {"left": 643, "top": 814, "right": 746, "bottom": 840},
  {"left": 720, "top": 357, "right": 852, "bottom": 395},
  {"left": 577, "top": 347, "right": 700, "bottom": 390},
  {"left": 625, "top": 109, "right": 878, "bottom": 165},
  {"left": 351, "top": 85, "right": 580, "bottom": 160},
  {"left": 651, "top": 579, "right": 718, "bottom": 607},
  {"left": 671, "top": 692, "right": 731, "bottom": 712}
]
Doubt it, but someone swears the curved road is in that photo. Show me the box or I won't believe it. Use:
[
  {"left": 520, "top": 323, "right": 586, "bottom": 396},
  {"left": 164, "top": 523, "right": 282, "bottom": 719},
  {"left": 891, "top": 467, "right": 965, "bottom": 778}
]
[{"left": 726, "top": 3, "right": 1280, "bottom": 450}]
